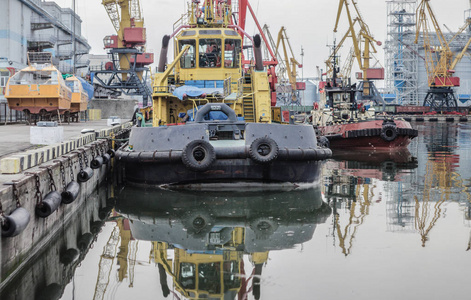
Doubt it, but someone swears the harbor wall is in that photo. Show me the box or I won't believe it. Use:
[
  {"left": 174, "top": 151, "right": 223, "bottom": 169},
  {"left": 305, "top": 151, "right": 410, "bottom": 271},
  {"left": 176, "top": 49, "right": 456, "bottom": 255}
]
[
  {"left": 0, "top": 142, "right": 108, "bottom": 287},
  {"left": 0, "top": 123, "right": 131, "bottom": 289},
  {"left": 0, "top": 181, "right": 110, "bottom": 299},
  {"left": 88, "top": 99, "right": 138, "bottom": 120}
]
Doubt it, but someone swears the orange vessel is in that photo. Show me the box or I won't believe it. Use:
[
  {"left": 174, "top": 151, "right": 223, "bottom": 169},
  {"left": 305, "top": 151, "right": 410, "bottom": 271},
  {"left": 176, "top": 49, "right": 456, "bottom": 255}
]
[
  {"left": 65, "top": 76, "right": 88, "bottom": 113},
  {"left": 5, "top": 53, "right": 72, "bottom": 117}
]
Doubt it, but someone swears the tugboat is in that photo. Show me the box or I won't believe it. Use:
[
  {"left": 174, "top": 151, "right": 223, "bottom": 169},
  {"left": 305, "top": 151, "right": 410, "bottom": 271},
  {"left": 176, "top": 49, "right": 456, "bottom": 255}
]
[
  {"left": 5, "top": 52, "right": 72, "bottom": 122},
  {"left": 115, "top": 1, "right": 331, "bottom": 187},
  {"left": 312, "top": 55, "right": 418, "bottom": 150}
]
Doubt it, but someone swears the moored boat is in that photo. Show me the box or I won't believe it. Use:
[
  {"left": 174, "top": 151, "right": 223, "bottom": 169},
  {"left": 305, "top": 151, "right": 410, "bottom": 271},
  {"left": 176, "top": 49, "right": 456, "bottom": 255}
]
[
  {"left": 5, "top": 52, "right": 72, "bottom": 120},
  {"left": 116, "top": 1, "right": 331, "bottom": 187},
  {"left": 312, "top": 66, "right": 418, "bottom": 150},
  {"left": 65, "top": 76, "right": 88, "bottom": 114}
]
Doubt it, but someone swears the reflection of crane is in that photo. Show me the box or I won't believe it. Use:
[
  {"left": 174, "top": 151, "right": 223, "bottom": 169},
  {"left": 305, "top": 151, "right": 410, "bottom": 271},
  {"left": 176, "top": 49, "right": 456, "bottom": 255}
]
[
  {"left": 333, "top": 0, "right": 384, "bottom": 105},
  {"left": 415, "top": 0, "right": 471, "bottom": 111},
  {"left": 414, "top": 154, "right": 449, "bottom": 247},
  {"left": 92, "top": 0, "right": 153, "bottom": 106},
  {"left": 93, "top": 225, "right": 120, "bottom": 300},
  {"left": 332, "top": 179, "right": 372, "bottom": 256}
]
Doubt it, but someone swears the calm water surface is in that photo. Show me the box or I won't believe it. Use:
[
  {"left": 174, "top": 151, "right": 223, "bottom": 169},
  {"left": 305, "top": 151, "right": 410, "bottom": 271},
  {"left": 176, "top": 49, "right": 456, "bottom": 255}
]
[{"left": 2, "top": 122, "right": 471, "bottom": 300}]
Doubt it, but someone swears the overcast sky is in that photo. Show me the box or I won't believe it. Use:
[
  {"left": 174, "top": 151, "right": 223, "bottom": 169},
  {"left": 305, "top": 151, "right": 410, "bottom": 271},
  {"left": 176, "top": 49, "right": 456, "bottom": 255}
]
[{"left": 54, "top": 0, "right": 471, "bottom": 77}]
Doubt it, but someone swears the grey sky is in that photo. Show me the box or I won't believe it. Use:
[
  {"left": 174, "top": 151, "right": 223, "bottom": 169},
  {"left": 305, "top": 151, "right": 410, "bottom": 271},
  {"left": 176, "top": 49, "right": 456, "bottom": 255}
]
[{"left": 54, "top": 0, "right": 470, "bottom": 77}]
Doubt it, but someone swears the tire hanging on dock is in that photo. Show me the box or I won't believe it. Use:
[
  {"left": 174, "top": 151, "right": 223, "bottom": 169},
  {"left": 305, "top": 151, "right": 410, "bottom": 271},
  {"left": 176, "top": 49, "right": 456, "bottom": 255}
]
[
  {"left": 249, "top": 137, "right": 279, "bottom": 163},
  {"left": 182, "top": 140, "right": 216, "bottom": 171}
]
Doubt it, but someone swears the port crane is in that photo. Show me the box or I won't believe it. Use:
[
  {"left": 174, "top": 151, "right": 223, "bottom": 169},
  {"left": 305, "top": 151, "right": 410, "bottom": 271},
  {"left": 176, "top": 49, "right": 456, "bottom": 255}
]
[
  {"left": 332, "top": 0, "right": 385, "bottom": 106},
  {"left": 263, "top": 25, "right": 304, "bottom": 105},
  {"left": 415, "top": 0, "right": 471, "bottom": 111},
  {"left": 92, "top": 0, "right": 154, "bottom": 106}
]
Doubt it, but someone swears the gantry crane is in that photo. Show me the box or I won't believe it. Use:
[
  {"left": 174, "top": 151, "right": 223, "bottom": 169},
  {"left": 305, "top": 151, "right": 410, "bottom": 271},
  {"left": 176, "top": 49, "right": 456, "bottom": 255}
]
[
  {"left": 332, "top": 0, "right": 385, "bottom": 106},
  {"left": 92, "top": 0, "right": 154, "bottom": 106},
  {"left": 263, "top": 25, "right": 304, "bottom": 105},
  {"left": 415, "top": 0, "right": 471, "bottom": 111}
]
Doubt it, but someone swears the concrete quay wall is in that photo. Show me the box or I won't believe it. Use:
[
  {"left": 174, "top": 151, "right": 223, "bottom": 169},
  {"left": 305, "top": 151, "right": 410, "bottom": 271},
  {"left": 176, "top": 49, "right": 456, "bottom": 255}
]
[
  {"left": 0, "top": 141, "right": 109, "bottom": 287},
  {"left": 0, "top": 122, "right": 131, "bottom": 289},
  {"left": 0, "top": 182, "right": 110, "bottom": 299}
]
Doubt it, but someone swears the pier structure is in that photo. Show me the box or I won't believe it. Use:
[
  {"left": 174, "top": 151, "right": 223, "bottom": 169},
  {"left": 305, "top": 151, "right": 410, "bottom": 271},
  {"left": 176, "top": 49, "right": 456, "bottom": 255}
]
[{"left": 0, "top": 120, "right": 130, "bottom": 288}]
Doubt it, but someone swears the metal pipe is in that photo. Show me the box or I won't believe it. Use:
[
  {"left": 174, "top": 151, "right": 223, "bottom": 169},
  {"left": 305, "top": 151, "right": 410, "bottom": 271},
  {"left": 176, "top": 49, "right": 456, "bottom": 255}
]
[
  {"left": 158, "top": 35, "right": 171, "bottom": 72},
  {"left": 253, "top": 34, "right": 264, "bottom": 71}
]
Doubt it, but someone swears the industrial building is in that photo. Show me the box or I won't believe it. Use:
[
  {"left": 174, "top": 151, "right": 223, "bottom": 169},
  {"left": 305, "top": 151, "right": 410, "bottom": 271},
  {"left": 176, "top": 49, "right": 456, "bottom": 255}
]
[
  {"left": 384, "top": 0, "right": 471, "bottom": 107},
  {"left": 0, "top": 0, "right": 90, "bottom": 109}
]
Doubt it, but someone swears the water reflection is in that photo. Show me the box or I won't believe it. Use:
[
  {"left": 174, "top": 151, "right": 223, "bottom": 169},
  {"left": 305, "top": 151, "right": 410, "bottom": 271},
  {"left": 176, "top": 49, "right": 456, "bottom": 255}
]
[
  {"left": 0, "top": 185, "right": 110, "bottom": 300},
  {"left": 324, "top": 148, "right": 418, "bottom": 256},
  {"left": 114, "top": 187, "right": 331, "bottom": 299}
]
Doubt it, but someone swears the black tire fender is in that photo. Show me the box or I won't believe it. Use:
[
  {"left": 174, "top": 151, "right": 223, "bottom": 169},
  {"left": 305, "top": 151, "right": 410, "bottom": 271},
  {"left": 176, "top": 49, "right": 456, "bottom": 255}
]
[
  {"left": 182, "top": 140, "right": 216, "bottom": 171},
  {"left": 380, "top": 123, "right": 398, "bottom": 142},
  {"left": 317, "top": 136, "right": 330, "bottom": 148},
  {"left": 249, "top": 137, "right": 279, "bottom": 163}
]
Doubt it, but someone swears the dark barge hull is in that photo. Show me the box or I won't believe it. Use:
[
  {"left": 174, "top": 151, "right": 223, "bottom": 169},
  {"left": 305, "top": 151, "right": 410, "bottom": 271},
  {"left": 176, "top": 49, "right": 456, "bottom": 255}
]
[{"left": 117, "top": 158, "right": 323, "bottom": 187}]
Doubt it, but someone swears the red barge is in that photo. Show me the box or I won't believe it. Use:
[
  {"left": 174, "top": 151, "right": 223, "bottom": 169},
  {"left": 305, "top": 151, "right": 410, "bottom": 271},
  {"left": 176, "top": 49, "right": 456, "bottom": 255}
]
[{"left": 313, "top": 78, "right": 418, "bottom": 151}]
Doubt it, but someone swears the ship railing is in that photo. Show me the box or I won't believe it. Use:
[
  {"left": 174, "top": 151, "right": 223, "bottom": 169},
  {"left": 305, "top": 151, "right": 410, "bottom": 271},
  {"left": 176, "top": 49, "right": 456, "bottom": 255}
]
[
  {"left": 237, "top": 77, "right": 244, "bottom": 99},
  {"left": 0, "top": 102, "right": 27, "bottom": 124},
  {"left": 223, "top": 77, "right": 232, "bottom": 97}
]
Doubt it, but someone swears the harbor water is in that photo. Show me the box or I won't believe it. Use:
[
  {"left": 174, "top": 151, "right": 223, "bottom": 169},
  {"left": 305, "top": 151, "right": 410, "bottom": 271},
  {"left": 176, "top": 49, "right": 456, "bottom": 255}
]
[{"left": 1, "top": 122, "right": 471, "bottom": 300}]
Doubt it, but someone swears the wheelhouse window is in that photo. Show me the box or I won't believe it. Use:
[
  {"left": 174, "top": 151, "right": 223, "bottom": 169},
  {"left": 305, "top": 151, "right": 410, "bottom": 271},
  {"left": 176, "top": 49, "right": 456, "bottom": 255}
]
[
  {"left": 179, "top": 263, "right": 196, "bottom": 289},
  {"left": 199, "top": 38, "right": 222, "bottom": 68},
  {"left": 179, "top": 39, "right": 196, "bottom": 69},
  {"left": 224, "top": 39, "right": 241, "bottom": 68}
]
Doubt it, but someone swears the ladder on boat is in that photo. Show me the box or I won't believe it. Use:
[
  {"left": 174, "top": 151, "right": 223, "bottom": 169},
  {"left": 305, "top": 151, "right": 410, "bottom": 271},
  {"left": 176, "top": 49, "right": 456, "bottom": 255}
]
[{"left": 242, "top": 74, "right": 255, "bottom": 122}]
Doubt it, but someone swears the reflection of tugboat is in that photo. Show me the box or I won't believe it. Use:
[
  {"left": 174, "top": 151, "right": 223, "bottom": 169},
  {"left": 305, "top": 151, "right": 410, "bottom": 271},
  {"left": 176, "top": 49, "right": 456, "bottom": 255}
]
[
  {"left": 332, "top": 148, "right": 418, "bottom": 181},
  {"left": 5, "top": 52, "right": 72, "bottom": 121},
  {"left": 115, "top": 1, "right": 331, "bottom": 187},
  {"left": 115, "top": 187, "right": 331, "bottom": 299},
  {"left": 312, "top": 54, "right": 418, "bottom": 150}
]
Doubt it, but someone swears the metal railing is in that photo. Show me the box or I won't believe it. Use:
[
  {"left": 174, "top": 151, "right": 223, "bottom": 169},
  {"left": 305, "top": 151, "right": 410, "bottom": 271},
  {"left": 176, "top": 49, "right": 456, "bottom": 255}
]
[{"left": 0, "top": 102, "right": 27, "bottom": 124}]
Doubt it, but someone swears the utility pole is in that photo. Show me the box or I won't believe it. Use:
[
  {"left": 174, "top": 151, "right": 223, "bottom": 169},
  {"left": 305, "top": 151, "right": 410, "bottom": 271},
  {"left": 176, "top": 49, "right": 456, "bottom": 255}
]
[{"left": 72, "top": 0, "right": 76, "bottom": 74}]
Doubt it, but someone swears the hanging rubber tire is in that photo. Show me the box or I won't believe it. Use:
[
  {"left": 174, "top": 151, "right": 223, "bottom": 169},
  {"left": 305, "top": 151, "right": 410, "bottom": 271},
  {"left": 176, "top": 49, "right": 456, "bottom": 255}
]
[
  {"left": 317, "top": 136, "right": 330, "bottom": 148},
  {"left": 380, "top": 123, "right": 397, "bottom": 142},
  {"left": 181, "top": 211, "right": 215, "bottom": 237},
  {"left": 182, "top": 140, "right": 216, "bottom": 171},
  {"left": 249, "top": 137, "right": 279, "bottom": 164},
  {"left": 249, "top": 217, "right": 279, "bottom": 240}
]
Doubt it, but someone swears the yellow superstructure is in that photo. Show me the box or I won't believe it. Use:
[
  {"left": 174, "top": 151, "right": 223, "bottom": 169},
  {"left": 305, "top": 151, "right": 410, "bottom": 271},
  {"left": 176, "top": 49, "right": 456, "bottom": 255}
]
[{"left": 152, "top": 1, "right": 272, "bottom": 127}]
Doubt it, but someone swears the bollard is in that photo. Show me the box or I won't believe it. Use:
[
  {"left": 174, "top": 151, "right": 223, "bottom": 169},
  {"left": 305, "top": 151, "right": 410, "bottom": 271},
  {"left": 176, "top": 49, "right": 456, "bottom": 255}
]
[
  {"left": 61, "top": 181, "right": 80, "bottom": 204},
  {"left": 1, "top": 207, "right": 31, "bottom": 237},
  {"left": 77, "top": 167, "right": 94, "bottom": 183},
  {"left": 36, "top": 191, "right": 61, "bottom": 218}
]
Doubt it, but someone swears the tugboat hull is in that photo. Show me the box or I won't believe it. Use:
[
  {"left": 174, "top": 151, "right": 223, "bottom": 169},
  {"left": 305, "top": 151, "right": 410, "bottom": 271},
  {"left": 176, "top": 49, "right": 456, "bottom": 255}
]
[
  {"left": 116, "top": 106, "right": 331, "bottom": 187},
  {"left": 119, "top": 158, "right": 323, "bottom": 187},
  {"left": 320, "top": 119, "right": 418, "bottom": 150}
]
